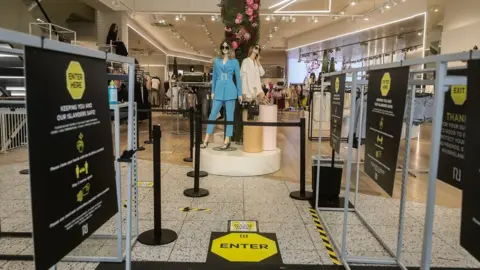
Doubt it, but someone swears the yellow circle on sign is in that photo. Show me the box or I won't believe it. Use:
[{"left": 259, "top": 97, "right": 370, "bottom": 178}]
[
  {"left": 211, "top": 233, "right": 278, "bottom": 262},
  {"left": 380, "top": 72, "right": 391, "bottom": 97},
  {"left": 335, "top": 77, "right": 340, "bottom": 93},
  {"left": 450, "top": 85, "right": 467, "bottom": 106},
  {"left": 66, "top": 61, "right": 85, "bottom": 100}
]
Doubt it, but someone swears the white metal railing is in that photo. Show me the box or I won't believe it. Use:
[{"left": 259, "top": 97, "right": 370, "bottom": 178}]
[
  {"left": 0, "top": 108, "right": 27, "bottom": 153},
  {"left": 29, "top": 23, "right": 77, "bottom": 45}
]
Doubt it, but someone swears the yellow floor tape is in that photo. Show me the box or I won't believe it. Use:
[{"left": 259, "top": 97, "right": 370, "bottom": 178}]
[{"left": 309, "top": 208, "right": 341, "bottom": 265}]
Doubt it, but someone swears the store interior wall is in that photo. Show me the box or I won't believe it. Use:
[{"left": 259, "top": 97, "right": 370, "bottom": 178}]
[
  {"left": 441, "top": 0, "right": 480, "bottom": 54},
  {"left": 0, "top": 0, "right": 42, "bottom": 36}
]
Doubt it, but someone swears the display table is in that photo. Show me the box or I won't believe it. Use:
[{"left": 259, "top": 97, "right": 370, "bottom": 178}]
[{"left": 198, "top": 144, "right": 281, "bottom": 176}]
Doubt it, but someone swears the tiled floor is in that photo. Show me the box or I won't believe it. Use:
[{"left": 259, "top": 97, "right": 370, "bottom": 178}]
[{"left": 0, "top": 160, "right": 478, "bottom": 270}]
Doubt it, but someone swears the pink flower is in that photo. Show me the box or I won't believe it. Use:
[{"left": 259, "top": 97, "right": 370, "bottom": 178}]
[
  {"left": 246, "top": 7, "right": 253, "bottom": 16},
  {"left": 236, "top": 13, "right": 243, "bottom": 20},
  {"left": 232, "top": 41, "right": 239, "bottom": 49},
  {"left": 243, "top": 32, "right": 251, "bottom": 41},
  {"left": 246, "top": 0, "right": 254, "bottom": 5},
  {"left": 235, "top": 18, "right": 241, "bottom": 24},
  {"left": 252, "top": 3, "right": 259, "bottom": 10},
  {"left": 225, "top": 27, "right": 232, "bottom": 32}
]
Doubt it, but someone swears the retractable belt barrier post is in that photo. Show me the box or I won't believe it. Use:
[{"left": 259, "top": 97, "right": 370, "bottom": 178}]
[
  {"left": 289, "top": 117, "right": 313, "bottom": 200},
  {"left": 138, "top": 125, "right": 178, "bottom": 245},
  {"left": 144, "top": 109, "right": 153, "bottom": 145},
  {"left": 183, "top": 107, "right": 194, "bottom": 163},
  {"left": 184, "top": 105, "right": 210, "bottom": 198}
]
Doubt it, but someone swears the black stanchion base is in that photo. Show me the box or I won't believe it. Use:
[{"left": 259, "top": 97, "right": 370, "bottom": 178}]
[
  {"left": 19, "top": 169, "right": 29, "bottom": 175},
  {"left": 289, "top": 190, "right": 314, "bottom": 201},
  {"left": 138, "top": 229, "right": 178, "bottom": 246},
  {"left": 144, "top": 140, "right": 153, "bottom": 145},
  {"left": 186, "top": 171, "right": 208, "bottom": 178},
  {"left": 183, "top": 157, "right": 193, "bottom": 162},
  {"left": 137, "top": 146, "right": 146, "bottom": 151},
  {"left": 183, "top": 188, "right": 209, "bottom": 198}
]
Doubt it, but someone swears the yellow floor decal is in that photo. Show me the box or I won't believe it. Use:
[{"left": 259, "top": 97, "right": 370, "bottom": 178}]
[{"left": 309, "top": 208, "right": 341, "bottom": 265}]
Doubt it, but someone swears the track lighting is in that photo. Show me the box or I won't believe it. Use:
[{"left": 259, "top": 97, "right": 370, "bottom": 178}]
[
  {"left": 266, "top": 15, "right": 271, "bottom": 21},
  {"left": 417, "top": 31, "right": 423, "bottom": 36},
  {"left": 313, "top": 17, "right": 318, "bottom": 23},
  {"left": 291, "top": 16, "right": 296, "bottom": 22},
  {"left": 385, "top": 1, "right": 391, "bottom": 9},
  {"left": 273, "top": 26, "right": 279, "bottom": 31},
  {"left": 339, "top": 11, "right": 345, "bottom": 15},
  {"left": 130, "top": 11, "right": 135, "bottom": 18},
  {"left": 111, "top": 0, "right": 119, "bottom": 6},
  {"left": 333, "top": 16, "right": 339, "bottom": 20},
  {"left": 175, "top": 15, "right": 180, "bottom": 21},
  {"left": 349, "top": 0, "right": 359, "bottom": 6},
  {"left": 364, "top": 15, "right": 370, "bottom": 21}
]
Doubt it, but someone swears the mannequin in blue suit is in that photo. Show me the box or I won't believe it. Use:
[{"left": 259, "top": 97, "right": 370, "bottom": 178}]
[{"left": 201, "top": 40, "right": 243, "bottom": 150}]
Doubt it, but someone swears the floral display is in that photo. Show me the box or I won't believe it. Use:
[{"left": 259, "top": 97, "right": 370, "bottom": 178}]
[{"left": 220, "top": 0, "right": 261, "bottom": 62}]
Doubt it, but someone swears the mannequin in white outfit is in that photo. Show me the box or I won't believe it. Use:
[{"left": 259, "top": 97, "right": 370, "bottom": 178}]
[{"left": 241, "top": 45, "right": 267, "bottom": 103}]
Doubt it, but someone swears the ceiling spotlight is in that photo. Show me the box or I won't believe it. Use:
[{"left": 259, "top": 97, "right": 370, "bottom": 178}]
[
  {"left": 130, "top": 11, "right": 136, "bottom": 18},
  {"left": 385, "top": 2, "right": 391, "bottom": 9},
  {"left": 271, "top": 16, "right": 276, "bottom": 22},
  {"left": 291, "top": 16, "right": 296, "bottom": 22},
  {"left": 211, "top": 15, "right": 216, "bottom": 21},
  {"left": 273, "top": 26, "right": 279, "bottom": 31},
  {"left": 333, "top": 16, "right": 339, "bottom": 20},
  {"left": 379, "top": 7, "right": 385, "bottom": 13},
  {"left": 313, "top": 17, "right": 318, "bottom": 23},
  {"left": 339, "top": 11, "right": 345, "bottom": 15},
  {"left": 112, "top": 0, "right": 119, "bottom": 6},
  {"left": 349, "top": 0, "right": 358, "bottom": 6},
  {"left": 350, "top": 16, "right": 356, "bottom": 22},
  {"left": 175, "top": 15, "right": 180, "bottom": 21},
  {"left": 281, "top": 16, "right": 286, "bottom": 21},
  {"left": 392, "top": 0, "right": 398, "bottom": 6},
  {"left": 266, "top": 15, "right": 271, "bottom": 21},
  {"left": 364, "top": 15, "right": 370, "bottom": 21},
  {"left": 433, "top": 6, "right": 439, "bottom": 12},
  {"left": 417, "top": 31, "right": 423, "bottom": 36},
  {"left": 182, "top": 15, "right": 186, "bottom": 21},
  {"left": 269, "top": 33, "right": 273, "bottom": 38}
]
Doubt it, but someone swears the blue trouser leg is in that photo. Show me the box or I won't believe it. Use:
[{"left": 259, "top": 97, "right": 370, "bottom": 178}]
[
  {"left": 207, "top": 100, "right": 224, "bottom": 135},
  {"left": 225, "top": 99, "right": 235, "bottom": 137}
]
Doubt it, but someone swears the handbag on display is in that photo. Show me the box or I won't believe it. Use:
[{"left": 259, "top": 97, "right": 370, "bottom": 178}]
[{"left": 248, "top": 101, "right": 260, "bottom": 118}]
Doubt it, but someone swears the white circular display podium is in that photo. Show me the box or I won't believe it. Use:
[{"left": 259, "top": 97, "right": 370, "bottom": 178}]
[{"left": 198, "top": 144, "right": 281, "bottom": 177}]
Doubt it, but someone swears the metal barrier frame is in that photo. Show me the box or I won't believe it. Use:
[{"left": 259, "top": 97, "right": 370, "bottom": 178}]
[
  {"left": 0, "top": 27, "right": 138, "bottom": 268},
  {"left": 314, "top": 51, "right": 479, "bottom": 270}
]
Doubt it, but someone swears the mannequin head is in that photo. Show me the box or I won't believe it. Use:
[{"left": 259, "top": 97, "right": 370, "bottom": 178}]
[
  {"left": 218, "top": 40, "right": 235, "bottom": 59},
  {"left": 248, "top": 44, "right": 261, "bottom": 59}
]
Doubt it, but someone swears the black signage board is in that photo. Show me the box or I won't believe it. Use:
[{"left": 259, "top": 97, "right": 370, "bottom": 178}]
[
  {"left": 310, "top": 84, "right": 322, "bottom": 92},
  {"left": 25, "top": 47, "right": 118, "bottom": 270},
  {"left": 329, "top": 74, "right": 346, "bottom": 153},
  {"left": 364, "top": 66, "right": 409, "bottom": 196},
  {"left": 461, "top": 60, "right": 480, "bottom": 262},
  {"left": 437, "top": 84, "right": 467, "bottom": 189}
]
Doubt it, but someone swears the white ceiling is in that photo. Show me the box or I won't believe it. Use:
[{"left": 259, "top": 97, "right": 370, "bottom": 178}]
[{"left": 127, "top": 0, "right": 391, "bottom": 58}]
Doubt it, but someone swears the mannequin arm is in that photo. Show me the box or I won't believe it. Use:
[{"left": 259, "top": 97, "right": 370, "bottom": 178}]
[
  {"left": 234, "top": 59, "right": 242, "bottom": 97},
  {"left": 241, "top": 60, "right": 252, "bottom": 98},
  {"left": 211, "top": 59, "right": 217, "bottom": 96},
  {"left": 258, "top": 62, "right": 265, "bottom": 77}
]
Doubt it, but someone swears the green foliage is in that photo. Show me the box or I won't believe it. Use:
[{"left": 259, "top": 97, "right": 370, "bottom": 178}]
[{"left": 219, "top": 0, "right": 261, "bottom": 63}]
